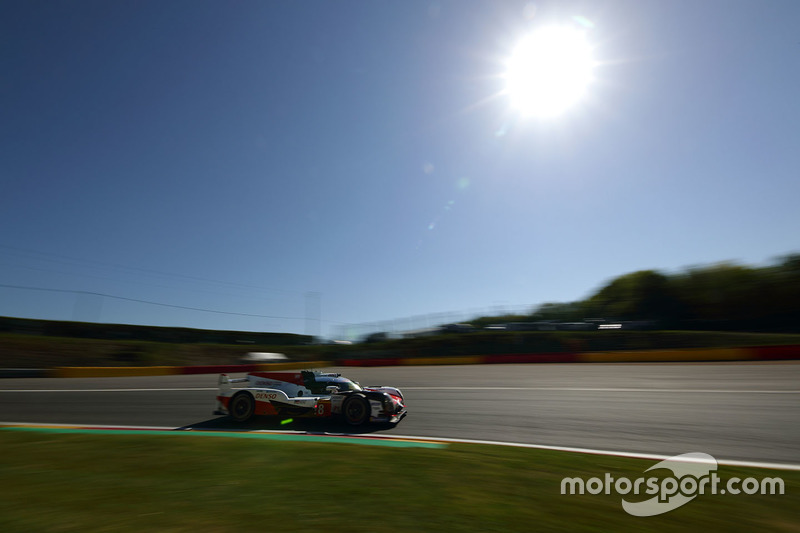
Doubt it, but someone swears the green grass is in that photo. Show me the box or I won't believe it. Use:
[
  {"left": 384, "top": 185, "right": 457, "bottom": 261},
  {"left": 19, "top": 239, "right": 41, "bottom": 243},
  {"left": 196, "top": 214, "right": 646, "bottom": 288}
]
[{"left": 0, "top": 431, "right": 797, "bottom": 532}]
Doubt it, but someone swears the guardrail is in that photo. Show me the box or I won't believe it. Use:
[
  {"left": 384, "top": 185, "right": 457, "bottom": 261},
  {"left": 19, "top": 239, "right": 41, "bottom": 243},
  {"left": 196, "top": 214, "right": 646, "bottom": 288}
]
[
  {"left": 1, "top": 346, "right": 797, "bottom": 378},
  {"left": 340, "top": 345, "right": 799, "bottom": 366}
]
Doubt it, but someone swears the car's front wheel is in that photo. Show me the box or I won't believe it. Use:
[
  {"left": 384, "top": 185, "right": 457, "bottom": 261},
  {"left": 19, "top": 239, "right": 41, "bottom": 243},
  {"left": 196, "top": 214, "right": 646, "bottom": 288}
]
[
  {"left": 229, "top": 391, "right": 255, "bottom": 422},
  {"left": 342, "top": 394, "right": 370, "bottom": 426}
]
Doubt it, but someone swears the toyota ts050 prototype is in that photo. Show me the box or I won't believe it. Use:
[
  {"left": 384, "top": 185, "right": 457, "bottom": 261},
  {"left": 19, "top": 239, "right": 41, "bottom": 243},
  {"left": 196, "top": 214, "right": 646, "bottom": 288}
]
[{"left": 214, "top": 370, "right": 406, "bottom": 425}]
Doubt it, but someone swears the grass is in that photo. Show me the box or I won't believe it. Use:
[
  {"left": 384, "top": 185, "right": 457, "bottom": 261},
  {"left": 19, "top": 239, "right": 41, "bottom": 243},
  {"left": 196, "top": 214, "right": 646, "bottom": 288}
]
[{"left": 0, "top": 431, "right": 797, "bottom": 532}]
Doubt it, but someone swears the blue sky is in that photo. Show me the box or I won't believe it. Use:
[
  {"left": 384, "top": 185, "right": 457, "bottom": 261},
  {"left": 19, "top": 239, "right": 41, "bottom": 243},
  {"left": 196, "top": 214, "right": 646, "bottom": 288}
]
[{"left": 2, "top": 1, "right": 799, "bottom": 338}]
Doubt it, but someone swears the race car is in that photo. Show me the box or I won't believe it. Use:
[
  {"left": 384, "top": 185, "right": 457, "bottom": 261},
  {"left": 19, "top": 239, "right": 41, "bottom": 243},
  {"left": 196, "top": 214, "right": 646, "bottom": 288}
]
[{"left": 214, "top": 370, "right": 406, "bottom": 425}]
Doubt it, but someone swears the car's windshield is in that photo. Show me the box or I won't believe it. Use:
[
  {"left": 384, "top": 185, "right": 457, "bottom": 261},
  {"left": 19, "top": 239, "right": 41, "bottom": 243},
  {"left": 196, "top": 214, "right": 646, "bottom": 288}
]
[{"left": 334, "top": 380, "right": 362, "bottom": 392}]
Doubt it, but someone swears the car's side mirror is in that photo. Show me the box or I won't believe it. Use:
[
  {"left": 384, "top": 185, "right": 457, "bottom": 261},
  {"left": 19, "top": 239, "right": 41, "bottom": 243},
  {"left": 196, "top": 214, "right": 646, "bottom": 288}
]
[{"left": 325, "top": 386, "right": 339, "bottom": 394}]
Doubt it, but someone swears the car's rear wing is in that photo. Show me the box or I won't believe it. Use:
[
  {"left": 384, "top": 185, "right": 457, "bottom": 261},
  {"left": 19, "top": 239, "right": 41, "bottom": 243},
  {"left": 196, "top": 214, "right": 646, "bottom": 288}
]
[
  {"left": 218, "top": 373, "right": 247, "bottom": 394},
  {"left": 218, "top": 374, "right": 248, "bottom": 383},
  {"left": 214, "top": 374, "right": 245, "bottom": 416}
]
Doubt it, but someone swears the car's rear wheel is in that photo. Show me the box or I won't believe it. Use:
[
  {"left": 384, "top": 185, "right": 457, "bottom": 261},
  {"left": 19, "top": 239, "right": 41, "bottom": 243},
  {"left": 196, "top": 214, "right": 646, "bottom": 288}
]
[
  {"left": 229, "top": 391, "right": 255, "bottom": 422},
  {"left": 342, "top": 394, "right": 370, "bottom": 426}
]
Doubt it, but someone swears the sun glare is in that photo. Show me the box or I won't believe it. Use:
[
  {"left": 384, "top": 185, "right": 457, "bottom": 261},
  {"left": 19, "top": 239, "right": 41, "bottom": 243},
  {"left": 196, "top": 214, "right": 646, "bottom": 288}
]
[{"left": 505, "top": 26, "right": 594, "bottom": 118}]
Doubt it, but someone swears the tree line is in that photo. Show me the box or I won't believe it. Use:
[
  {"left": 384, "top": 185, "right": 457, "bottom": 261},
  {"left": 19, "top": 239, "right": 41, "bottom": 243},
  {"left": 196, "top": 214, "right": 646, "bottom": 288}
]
[{"left": 480, "top": 255, "right": 800, "bottom": 333}]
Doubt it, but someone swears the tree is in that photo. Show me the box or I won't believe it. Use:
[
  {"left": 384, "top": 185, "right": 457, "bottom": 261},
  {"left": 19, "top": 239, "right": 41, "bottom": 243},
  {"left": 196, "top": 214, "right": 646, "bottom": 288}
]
[
  {"left": 588, "top": 270, "right": 678, "bottom": 323},
  {"left": 532, "top": 301, "right": 588, "bottom": 322},
  {"left": 671, "top": 263, "right": 765, "bottom": 324}
]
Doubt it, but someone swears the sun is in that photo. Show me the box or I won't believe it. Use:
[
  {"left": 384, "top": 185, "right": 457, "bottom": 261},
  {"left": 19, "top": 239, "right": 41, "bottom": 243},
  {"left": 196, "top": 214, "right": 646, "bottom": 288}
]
[{"left": 505, "top": 26, "right": 594, "bottom": 118}]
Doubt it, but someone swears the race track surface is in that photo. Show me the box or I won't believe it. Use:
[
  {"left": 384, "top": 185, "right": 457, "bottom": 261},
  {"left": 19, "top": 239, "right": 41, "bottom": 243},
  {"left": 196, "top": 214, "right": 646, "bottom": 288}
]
[{"left": 1, "top": 363, "right": 798, "bottom": 464}]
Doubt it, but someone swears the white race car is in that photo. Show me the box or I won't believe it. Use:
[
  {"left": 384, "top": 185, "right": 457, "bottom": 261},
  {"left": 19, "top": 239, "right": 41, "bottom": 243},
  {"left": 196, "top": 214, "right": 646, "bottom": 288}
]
[{"left": 214, "top": 370, "right": 407, "bottom": 425}]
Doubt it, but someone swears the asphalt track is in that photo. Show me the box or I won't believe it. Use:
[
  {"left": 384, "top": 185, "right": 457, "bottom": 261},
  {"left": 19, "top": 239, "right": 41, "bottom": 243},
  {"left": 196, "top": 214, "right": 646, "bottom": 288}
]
[{"left": 1, "top": 363, "right": 798, "bottom": 464}]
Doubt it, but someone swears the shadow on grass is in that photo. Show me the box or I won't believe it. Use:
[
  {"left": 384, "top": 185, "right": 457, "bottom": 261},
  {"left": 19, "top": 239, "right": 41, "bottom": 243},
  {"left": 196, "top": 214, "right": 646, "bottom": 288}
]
[{"left": 177, "top": 416, "right": 397, "bottom": 435}]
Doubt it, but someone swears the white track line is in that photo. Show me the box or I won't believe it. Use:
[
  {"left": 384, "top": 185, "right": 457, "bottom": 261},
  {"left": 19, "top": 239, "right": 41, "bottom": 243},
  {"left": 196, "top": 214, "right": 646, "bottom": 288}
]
[
  {"left": 382, "top": 434, "right": 800, "bottom": 472},
  {"left": 403, "top": 387, "right": 800, "bottom": 394},
  {"left": 0, "top": 388, "right": 218, "bottom": 393},
  {"left": 2, "top": 386, "right": 798, "bottom": 394},
  {"left": 3, "top": 421, "right": 799, "bottom": 472}
]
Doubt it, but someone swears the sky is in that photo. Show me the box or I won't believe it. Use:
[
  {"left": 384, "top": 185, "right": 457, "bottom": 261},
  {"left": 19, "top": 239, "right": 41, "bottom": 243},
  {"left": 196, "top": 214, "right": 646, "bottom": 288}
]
[{"left": 2, "top": 0, "right": 799, "bottom": 339}]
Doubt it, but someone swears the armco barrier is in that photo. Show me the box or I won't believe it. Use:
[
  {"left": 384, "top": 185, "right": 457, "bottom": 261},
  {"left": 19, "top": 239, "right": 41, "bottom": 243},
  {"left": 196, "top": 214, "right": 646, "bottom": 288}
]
[
  {"left": 577, "top": 348, "right": 752, "bottom": 363},
  {"left": 54, "top": 366, "right": 178, "bottom": 378},
  {"left": 0, "top": 368, "right": 50, "bottom": 379},
  {"left": 252, "top": 361, "right": 332, "bottom": 371},
  {"left": 180, "top": 364, "right": 260, "bottom": 375},
  {"left": 51, "top": 361, "right": 333, "bottom": 379},
  {"left": 752, "top": 345, "right": 800, "bottom": 361},
  {"left": 340, "top": 358, "right": 402, "bottom": 367},
  {"left": 399, "top": 356, "right": 482, "bottom": 366},
  {"left": 5, "top": 347, "right": 798, "bottom": 378},
  {"left": 481, "top": 353, "right": 577, "bottom": 364},
  {"left": 179, "top": 361, "right": 332, "bottom": 374}
]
